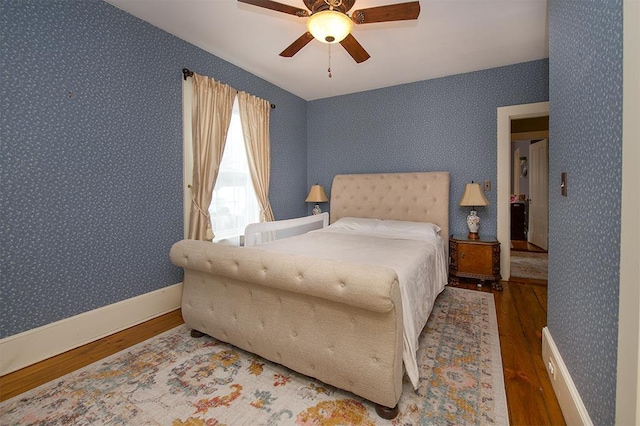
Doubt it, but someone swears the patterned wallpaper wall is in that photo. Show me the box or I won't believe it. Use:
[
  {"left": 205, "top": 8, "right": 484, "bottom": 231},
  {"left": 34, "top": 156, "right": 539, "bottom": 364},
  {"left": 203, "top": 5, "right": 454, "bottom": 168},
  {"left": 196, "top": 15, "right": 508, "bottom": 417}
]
[
  {"left": 0, "top": 0, "right": 307, "bottom": 338},
  {"left": 547, "top": 1, "right": 623, "bottom": 424},
  {"left": 307, "top": 60, "right": 549, "bottom": 236}
]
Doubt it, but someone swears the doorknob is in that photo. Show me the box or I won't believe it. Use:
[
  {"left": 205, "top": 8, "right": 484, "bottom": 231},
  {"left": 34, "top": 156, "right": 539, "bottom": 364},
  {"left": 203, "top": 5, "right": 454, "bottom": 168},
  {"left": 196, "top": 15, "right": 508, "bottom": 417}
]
[{"left": 561, "top": 172, "right": 568, "bottom": 196}]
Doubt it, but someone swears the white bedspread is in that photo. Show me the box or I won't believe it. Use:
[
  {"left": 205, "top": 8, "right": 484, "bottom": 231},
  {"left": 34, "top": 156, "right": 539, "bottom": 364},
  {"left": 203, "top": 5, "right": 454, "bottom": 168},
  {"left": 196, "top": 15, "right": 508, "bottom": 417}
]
[{"left": 252, "top": 224, "right": 448, "bottom": 389}]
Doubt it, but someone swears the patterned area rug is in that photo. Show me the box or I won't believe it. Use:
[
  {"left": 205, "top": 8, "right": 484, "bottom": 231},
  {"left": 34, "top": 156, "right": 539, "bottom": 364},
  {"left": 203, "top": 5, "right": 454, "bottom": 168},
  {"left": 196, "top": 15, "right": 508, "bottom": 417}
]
[
  {"left": 1, "top": 287, "right": 508, "bottom": 425},
  {"left": 510, "top": 251, "right": 548, "bottom": 281}
]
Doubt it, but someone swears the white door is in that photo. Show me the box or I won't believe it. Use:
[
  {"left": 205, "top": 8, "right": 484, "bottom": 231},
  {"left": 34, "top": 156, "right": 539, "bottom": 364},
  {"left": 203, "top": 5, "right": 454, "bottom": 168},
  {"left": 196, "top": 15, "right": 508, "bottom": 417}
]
[{"left": 528, "top": 139, "right": 548, "bottom": 250}]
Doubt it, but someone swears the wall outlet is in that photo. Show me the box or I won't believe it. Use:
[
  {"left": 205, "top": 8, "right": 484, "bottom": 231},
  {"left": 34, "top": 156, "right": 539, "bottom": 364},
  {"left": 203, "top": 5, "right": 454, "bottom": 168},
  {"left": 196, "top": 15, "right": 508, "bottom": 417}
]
[
  {"left": 484, "top": 180, "right": 491, "bottom": 191},
  {"left": 548, "top": 358, "right": 557, "bottom": 380}
]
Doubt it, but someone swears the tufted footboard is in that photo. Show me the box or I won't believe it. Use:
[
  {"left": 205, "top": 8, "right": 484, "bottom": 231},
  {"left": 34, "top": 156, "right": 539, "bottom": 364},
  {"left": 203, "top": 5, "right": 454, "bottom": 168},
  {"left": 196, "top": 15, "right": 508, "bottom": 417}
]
[{"left": 170, "top": 239, "right": 404, "bottom": 414}]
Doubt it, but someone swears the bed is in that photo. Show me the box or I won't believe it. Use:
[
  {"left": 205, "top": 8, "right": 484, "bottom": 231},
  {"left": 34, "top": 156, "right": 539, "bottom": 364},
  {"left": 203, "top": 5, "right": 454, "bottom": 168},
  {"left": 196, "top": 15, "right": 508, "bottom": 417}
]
[{"left": 169, "top": 171, "right": 450, "bottom": 418}]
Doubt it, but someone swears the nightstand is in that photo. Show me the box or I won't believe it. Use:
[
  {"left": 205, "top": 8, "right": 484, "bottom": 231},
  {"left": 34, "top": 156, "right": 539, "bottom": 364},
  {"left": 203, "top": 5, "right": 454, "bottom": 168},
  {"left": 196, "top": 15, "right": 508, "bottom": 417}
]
[{"left": 449, "top": 235, "right": 502, "bottom": 291}]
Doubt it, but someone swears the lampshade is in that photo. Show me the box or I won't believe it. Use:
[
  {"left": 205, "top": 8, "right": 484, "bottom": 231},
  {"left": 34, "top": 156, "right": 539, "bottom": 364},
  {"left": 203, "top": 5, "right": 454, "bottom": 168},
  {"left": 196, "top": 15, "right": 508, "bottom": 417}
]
[
  {"left": 305, "top": 184, "right": 329, "bottom": 203},
  {"left": 459, "top": 183, "right": 489, "bottom": 207},
  {"left": 306, "top": 10, "right": 353, "bottom": 44}
]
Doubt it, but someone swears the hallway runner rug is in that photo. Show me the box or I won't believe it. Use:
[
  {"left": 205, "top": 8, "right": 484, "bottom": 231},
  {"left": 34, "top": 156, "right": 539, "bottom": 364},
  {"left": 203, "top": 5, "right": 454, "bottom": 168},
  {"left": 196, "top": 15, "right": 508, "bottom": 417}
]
[
  {"left": 1, "top": 287, "right": 508, "bottom": 425},
  {"left": 510, "top": 251, "right": 548, "bottom": 281}
]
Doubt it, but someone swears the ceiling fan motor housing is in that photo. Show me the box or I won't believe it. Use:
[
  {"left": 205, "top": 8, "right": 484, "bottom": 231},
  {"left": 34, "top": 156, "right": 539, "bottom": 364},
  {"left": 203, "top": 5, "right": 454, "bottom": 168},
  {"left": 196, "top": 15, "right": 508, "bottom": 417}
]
[{"left": 305, "top": 0, "right": 355, "bottom": 14}]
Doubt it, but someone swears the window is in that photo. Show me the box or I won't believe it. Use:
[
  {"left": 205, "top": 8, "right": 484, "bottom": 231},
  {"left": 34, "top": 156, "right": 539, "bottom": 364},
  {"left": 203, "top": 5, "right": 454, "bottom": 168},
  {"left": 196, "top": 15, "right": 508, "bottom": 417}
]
[
  {"left": 208, "top": 100, "right": 260, "bottom": 242},
  {"left": 182, "top": 78, "right": 266, "bottom": 243}
]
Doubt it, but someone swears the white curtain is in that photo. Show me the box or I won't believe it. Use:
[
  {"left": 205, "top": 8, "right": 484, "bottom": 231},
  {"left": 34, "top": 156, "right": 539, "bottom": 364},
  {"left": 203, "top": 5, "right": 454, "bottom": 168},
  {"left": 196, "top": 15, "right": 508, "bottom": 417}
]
[
  {"left": 188, "top": 73, "right": 236, "bottom": 240},
  {"left": 238, "top": 91, "right": 275, "bottom": 222}
]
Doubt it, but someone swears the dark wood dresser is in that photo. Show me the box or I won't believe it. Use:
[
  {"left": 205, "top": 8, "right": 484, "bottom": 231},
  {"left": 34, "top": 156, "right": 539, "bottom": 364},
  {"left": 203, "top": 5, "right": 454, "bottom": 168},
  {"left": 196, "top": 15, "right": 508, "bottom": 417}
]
[{"left": 511, "top": 202, "right": 527, "bottom": 241}]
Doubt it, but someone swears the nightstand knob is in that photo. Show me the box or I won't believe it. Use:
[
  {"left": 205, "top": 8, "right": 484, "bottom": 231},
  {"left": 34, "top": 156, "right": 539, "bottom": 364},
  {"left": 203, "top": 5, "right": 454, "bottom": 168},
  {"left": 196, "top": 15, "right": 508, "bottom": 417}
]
[{"left": 461, "top": 252, "right": 465, "bottom": 259}]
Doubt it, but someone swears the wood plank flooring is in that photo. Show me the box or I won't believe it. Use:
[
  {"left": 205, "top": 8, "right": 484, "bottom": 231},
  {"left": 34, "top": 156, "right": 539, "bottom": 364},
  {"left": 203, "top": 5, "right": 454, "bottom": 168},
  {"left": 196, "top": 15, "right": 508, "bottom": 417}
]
[
  {"left": 511, "top": 240, "right": 548, "bottom": 253},
  {"left": 0, "top": 309, "right": 184, "bottom": 402},
  {"left": 1, "top": 283, "right": 564, "bottom": 425}
]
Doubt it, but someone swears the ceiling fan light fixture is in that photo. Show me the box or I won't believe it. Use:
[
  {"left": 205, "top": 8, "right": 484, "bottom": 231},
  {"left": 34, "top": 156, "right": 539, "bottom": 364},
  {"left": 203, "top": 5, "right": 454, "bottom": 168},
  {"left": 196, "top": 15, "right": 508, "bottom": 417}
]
[{"left": 306, "top": 10, "right": 352, "bottom": 44}]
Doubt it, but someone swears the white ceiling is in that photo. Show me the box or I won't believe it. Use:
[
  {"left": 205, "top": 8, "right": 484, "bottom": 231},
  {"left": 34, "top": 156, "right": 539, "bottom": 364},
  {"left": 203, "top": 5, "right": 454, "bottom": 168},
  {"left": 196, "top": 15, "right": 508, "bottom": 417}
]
[{"left": 105, "top": 0, "right": 549, "bottom": 101}]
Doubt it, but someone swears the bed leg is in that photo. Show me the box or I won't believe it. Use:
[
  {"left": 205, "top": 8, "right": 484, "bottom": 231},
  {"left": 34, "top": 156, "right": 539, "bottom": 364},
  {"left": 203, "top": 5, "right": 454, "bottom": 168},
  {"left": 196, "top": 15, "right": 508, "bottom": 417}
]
[
  {"left": 375, "top": 403, "right": 399, "bottom": 419},
  {"left": 190, "top": 329, "right": 205, "bottom": 338}
]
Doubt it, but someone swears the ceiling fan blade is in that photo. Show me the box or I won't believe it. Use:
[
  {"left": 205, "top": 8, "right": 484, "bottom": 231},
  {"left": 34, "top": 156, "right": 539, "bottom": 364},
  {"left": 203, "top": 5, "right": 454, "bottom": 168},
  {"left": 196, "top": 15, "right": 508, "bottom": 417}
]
[
  {"left": 342, "top": 0, "right": 356, "bottom": 13},
  {"left": 238, "top": 0, "right": 309, "bottom": 17},
  {"left": 280, "top": 33, "right": 314, "bottom": 57},
  {"left": 351, "top": 1, "right": 420, "bottom": 24},
  {"left": 340, "top": 34, "right": 370, "bottom": 63}
]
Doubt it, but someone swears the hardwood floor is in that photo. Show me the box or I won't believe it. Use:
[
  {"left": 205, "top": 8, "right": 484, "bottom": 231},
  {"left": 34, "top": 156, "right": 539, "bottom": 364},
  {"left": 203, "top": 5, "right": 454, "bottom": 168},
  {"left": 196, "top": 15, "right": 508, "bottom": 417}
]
[
  {"left": 511, "top": 239, "right": 548, "bottom": 253},
  {"left": 1, "top": 284, "right": 565, "bottom": 425},
  {"left": 0, "top": 310, "right": 185, "bottom": 402}
]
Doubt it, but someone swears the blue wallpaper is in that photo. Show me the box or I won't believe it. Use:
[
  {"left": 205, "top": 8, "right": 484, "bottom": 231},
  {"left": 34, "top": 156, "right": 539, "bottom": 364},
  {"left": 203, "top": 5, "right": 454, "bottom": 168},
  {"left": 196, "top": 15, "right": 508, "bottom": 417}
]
[
  {"left": 0, "top": 0, "right": 307, "bottom": 338},
  {"left": 547, "top": 1, "right": 623, "bottom": 424},
  {"left": 307, "top": 60, "right": 549, "bottom": 236}
]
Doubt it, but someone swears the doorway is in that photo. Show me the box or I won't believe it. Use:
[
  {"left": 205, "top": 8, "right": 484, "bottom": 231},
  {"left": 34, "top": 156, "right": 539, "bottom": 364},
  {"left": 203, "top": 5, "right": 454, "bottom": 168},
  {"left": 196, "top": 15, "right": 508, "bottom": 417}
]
[
  {"left": 509, "top": 121, "right": 549, "bottom": 282},
  {"left": 496, "top": 102, "right": 549, "bottom": 281}
]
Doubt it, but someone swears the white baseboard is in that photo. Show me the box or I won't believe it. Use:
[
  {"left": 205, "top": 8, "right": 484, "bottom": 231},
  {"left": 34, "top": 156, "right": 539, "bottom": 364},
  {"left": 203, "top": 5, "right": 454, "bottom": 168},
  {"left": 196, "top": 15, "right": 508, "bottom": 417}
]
[
  {"left": 0, "top": 282, "right": 183, "bottom": 376},
  {"left": 542, "top": 326, "right": 593, "bottom": 425}
]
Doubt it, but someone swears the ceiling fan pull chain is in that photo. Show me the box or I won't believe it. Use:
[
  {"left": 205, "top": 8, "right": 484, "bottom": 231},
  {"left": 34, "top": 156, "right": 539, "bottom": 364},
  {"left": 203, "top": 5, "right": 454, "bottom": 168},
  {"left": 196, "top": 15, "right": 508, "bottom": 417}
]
[{"left": 328, "top": 43, "right": 332, "bottom": 78}]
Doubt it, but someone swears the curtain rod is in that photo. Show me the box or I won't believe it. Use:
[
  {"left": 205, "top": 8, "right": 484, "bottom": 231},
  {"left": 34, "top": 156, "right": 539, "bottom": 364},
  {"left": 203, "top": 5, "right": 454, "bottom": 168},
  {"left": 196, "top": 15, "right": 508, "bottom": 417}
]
[{"left": 182, "top": 68, "right": 275, "bottom": 109}]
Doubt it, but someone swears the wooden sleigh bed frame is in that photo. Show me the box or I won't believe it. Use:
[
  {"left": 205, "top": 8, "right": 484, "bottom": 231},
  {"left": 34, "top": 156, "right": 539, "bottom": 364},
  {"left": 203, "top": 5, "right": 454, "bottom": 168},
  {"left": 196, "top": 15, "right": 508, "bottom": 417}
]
[{"left": 170, "top": 171, "right": 450, "bottom": 418}]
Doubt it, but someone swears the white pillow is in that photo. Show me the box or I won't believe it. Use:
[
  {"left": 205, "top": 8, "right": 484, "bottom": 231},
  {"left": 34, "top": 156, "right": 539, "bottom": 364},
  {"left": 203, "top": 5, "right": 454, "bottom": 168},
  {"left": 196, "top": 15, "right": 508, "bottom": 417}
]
[
  {"left": 377, "top": 220, "right": 441, "bottom": 237},
  {"left": 329, "top": 217, "right": 382, "bottom": 231}
]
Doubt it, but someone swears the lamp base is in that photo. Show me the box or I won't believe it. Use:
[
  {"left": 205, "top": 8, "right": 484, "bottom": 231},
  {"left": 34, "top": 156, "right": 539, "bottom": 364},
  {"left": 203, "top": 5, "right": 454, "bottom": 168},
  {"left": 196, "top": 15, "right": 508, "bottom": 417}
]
[
  {"left": 312, "top": 204, "right": 322, "bottom": 215},
  {"left": 466, "top": 210, "right": 480, "bottom": 240}
]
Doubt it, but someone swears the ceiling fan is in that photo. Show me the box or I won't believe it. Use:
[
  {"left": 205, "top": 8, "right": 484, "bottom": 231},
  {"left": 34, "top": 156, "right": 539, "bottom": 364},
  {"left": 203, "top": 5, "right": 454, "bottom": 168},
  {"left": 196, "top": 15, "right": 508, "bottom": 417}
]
[{"left": 237, "top": 0, "right": 421, "bottom": 63}]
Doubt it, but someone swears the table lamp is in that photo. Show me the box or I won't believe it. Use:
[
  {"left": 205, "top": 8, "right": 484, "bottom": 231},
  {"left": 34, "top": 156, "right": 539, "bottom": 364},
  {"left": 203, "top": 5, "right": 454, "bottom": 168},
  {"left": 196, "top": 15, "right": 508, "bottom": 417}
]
[
  {"left": 305, "top": 184, "right": 329, "bottom": 215},
  {"left": 459, "top": 181, "right": 489, "bottom": 239}
]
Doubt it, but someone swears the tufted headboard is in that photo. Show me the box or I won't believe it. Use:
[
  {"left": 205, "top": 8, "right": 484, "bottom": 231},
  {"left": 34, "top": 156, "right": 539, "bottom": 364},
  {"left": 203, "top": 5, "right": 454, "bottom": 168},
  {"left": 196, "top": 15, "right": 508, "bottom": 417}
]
[{"left": 329, "top": 172, "right": 450, "bottom": 244}]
